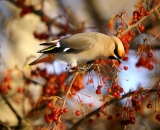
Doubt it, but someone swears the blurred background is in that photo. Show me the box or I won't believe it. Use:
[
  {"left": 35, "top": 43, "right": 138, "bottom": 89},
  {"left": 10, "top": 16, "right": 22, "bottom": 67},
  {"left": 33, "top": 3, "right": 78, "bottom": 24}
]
[{"left": 0, "top": 0, "right": 160, "bottom": 130}]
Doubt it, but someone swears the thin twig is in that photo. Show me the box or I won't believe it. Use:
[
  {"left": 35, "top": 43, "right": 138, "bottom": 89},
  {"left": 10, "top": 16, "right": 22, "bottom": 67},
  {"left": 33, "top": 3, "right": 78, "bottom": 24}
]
[
  {"left": 0, "top": 91, "right": 22, "bottom": 122},
  {"left": 118, "top": 4, "right": 160, "bottom": 38},
  {"left": 0, "top": 120, "right": 11, "bottom": 130}
]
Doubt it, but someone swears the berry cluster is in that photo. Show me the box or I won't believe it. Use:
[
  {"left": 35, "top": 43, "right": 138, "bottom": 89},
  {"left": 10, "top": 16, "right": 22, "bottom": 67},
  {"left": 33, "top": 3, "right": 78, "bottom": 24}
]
[
  {"left": 20, "top": 6, "right": 34, "bottom": 17},
  {"left": 120, "top": 31, "right": 135, "bottom": 54},
  {"left": 131, "top": 95, "right": 141, "bottom": 112},
  {"left": 0, "top": 69, "right": 24, "bottom": 95},
  {"left": 45, "top": 103, "right": 68, "bottom": 123},
  {"left": 108, "top": 84, "right": 124, "bottom": 99},
  {"left": 132, "top": 6, "right": 149, "bottom": 23},
  {"left": 65, "top": 73, "right": 85, "bottom": 97},
  {"left": 30, "top": 68, "right": 67, "bottom": 97},
  {"left": 136, "top": 52, "right": 154, "bottom": 70}
]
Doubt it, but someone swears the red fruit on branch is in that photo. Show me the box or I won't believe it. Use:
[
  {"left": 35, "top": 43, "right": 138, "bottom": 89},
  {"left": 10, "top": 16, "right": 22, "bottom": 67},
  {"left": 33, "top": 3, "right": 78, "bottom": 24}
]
[
  {"left": 63, "top": 108, "right": 68, "bottom": 113},
  {"left": 124, "top": 66, "right": 128, "bottom": 70},
  {"left": 139, "top": 25, "right": 145, "bottom": 32},
  {"left": 107, "top": 115, "right": 112, "bottom": 120},
  {"left": 147, "top": 103, "right": 152, "bottom": 108},
  {"left": 75, "top": 110, "right": 81, "bottom": 116},
  {"left": 88, "top": 118, "right": 93, "bottom": 123},
  {"left": 96, "top": 89, "right": 101, "bottom": 94},
  {"left": 145, "top": 11, "right": 149, "bottom": 16}
]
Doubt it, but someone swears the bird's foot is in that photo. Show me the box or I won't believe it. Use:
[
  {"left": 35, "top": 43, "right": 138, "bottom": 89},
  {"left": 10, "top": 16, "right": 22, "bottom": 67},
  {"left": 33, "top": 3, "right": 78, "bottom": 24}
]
[{"left": 69, "top": 64, "right": 93, "bottom": 73}]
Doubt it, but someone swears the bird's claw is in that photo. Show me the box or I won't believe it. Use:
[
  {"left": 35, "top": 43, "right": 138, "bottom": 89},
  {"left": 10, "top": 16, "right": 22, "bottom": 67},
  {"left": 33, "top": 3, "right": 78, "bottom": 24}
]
[{"left": 69, "top": 64, "right": 93, "bottom": 73}]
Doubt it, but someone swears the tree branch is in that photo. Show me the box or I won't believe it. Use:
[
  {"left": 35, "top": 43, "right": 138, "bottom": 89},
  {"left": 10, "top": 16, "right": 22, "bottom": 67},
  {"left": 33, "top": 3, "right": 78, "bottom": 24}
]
[
  {"left": 118, "top": 4, "right": 160, "bottom": 38},
  {"left": 0, "top": 91, "right": 22, "bottom": 123},
  {"left": 68, "top": 88, "right": 158, "bottom": 130}
]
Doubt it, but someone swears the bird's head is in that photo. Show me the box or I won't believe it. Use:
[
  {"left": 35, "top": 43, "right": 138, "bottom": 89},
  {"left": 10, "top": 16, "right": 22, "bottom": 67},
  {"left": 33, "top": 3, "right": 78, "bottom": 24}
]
[{"left": 108, "top": 36, "right": 125, "bottom": 63}]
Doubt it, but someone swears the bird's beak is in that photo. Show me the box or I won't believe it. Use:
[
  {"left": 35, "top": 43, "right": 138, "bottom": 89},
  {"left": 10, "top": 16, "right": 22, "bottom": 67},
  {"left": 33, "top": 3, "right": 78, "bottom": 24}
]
[{"left": 114, "top": 55, "right": 122, "bottom": 63}]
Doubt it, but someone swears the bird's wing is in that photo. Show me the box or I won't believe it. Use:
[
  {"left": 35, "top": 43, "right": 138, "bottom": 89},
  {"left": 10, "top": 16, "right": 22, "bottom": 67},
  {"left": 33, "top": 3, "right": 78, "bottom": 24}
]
[{"left": 37, "top": 33, "right": 96, "bottom": 54}]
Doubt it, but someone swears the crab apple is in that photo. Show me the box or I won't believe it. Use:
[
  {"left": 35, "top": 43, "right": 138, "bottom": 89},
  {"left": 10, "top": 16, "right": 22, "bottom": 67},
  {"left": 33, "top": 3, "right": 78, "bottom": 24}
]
[
  {"left": 53, "top": 116, "right": 58, "bottom": 122},
  {"left": 112, "top": 91, "right": 118, "bottom": 97},
  {"left": 75, "top": 110, "right": 81, "bottom": 116},
  {"left": 47, "top": 102, "right": 52, "bottom": 108},
  {"left": 124, "top": 66, "right": 128, "bottom": 70},
  {"left": 156, "top": 114, "right": 160, "bottom": 121},
  {"left": 120, "top": 88, "right": 124, "bottom": 93},
  {"left": 107, "top": 88, "right": 112, "bottom": 93},
  {"left": 63, "top": 108, "right": 68, "bottom": 113},
  {"left": 139, "top": 25, "right": 145, "bottom": 32},
  {"left": 59, "top": 109, "right": 64, "bottom": 114},
  {"left": 107, "top": 115, "right": 112, "bottom": 120},
  {"left": 116, "top": 113, "right": 121, "bottom": 118},
  {"left": 45, "top": 114, "right": 51, "bottom": 123},
  {"left": 89, "top": 103, "right": 93, "bottom": 107},
  {"left": 96, "top": 89, "right": 101, "bottom": 94},
  {"left": 145, "top": 11, "right": 149, "bottom": 16},
  {"left": 97, "top": 85, "right": 103, "bottom": 89},
  {"left": 147, "top": 103, "right": 152, "bottom": 108},
  {"left": 137, "top": 16, "right": 141, "bottom": 20},
  {"left": 147, "top": 52, "right": 153, "bottom": 58},
  {"left": 88, "top": 118, "right": 93, "bottom": 123}
]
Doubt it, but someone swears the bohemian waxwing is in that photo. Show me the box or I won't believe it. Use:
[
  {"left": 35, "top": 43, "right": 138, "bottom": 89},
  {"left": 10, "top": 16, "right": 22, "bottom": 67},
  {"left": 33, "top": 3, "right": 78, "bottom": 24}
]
[{"left": 28, "top": 32, "right": 125, "bottom": 68}]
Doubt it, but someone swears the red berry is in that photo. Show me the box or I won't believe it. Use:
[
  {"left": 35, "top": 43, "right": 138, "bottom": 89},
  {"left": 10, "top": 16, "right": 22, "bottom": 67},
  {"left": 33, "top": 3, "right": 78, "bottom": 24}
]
[
  {"left": 107, "top": 88, "right": 112, "bottom": 93},
  {"left": 75, "top": 110, "right": 81, "bottom": 116},
  {"left": 63, "top": 108, "right": 68, "bottom": 113},
  {"left": 139, "top": 25, "right": 145, "bottom": 32},
  {"left": 88, "top": 118, "right": 93, "bottom": 123},
  {"left": 7, "top": 85, "right": 12, "bottom": 90},
  {"left": 156, "top": 114, "right": 160, "bottom": 121},
  {"left": 17, "top": 87, "right": 23, "bottom": 93},
  {"left": 133, "top": 11, "right": 138, "bottom": 15},
  {"left": 96, "top": 113, "right": 101, "bottom": 118},
  {"left": 133, "top": 14, "right": 137, "bottom": 19},
  {"left": 47, "top": 102, "right": 52, "bottom": 108},
  {"left": 107, "top": 115, "right": 112, "bottom": 120},
  {"left": 53, "top": 116, "right": 58, "bottom": 122},
  {"left": 96, "top": 89, "right": 101, "bottom": 94},
  {"left": 97, "top": 85, "right": 103, "bottom": 89},
  {"left": 129, "top": 117, "right": 135, "bottom": 124},
  {"left": 145, "top": 11, "right": 149, "bottom": 16},
  {"left": 59, "top": 109, "right": 64, "bottom": 114},
  {"left": 137, "top": 16, "right": 141, "bottom": 20},
  {"left": 112, "top": 91, "right": 118, "bottom": 97},
  {"left": 116, "top": 113, "right": 121, "bottom": 118},
  {"left": 124, "top": 66, "right": 128, "bottom": 70},
  {"left": 120, "top": 88, "right": 124, "bottom": 93},
  {"left": 89, "top": 103, "right": 93, "bottom": 107},
  {"left": 147, "top": 52, "right": 153, "bottom": 58},
  {"left": 147, "top": 103, "right": 152, "bottom": 108}
]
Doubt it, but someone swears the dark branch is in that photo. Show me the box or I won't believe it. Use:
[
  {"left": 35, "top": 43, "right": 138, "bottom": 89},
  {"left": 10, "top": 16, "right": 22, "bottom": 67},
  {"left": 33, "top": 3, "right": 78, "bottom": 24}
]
[{"left": 69, "top": 88, "right": 158, "bottom": 130}]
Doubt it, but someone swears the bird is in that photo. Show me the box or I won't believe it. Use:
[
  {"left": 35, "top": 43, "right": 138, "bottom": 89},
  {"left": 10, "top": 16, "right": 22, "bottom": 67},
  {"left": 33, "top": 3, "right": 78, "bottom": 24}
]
[{"left": 28, "top": 32, "right": 125, "bottom": 69}]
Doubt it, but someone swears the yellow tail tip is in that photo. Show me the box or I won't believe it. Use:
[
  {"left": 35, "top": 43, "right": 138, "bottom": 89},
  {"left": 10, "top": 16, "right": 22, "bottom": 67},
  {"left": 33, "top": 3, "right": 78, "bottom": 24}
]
[{"left": 25, "top": 65, "right": 31, "bottom": 68}]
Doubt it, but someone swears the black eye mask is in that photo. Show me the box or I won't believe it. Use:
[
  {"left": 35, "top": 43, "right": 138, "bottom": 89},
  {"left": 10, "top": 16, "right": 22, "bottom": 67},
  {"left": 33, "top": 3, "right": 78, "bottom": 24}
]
[
  {"left": 109, "top": 43, "right": 122, "bottom": 63},
  {"left": 114, "top": 43, "right": 122, "bottom": 60}
]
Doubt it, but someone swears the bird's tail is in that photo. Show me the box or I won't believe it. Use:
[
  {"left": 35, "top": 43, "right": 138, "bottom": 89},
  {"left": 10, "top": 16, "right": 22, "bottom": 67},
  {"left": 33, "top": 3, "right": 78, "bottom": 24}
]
[{"left": 26, "top": 54, "right": 55, "bottom": 67}]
